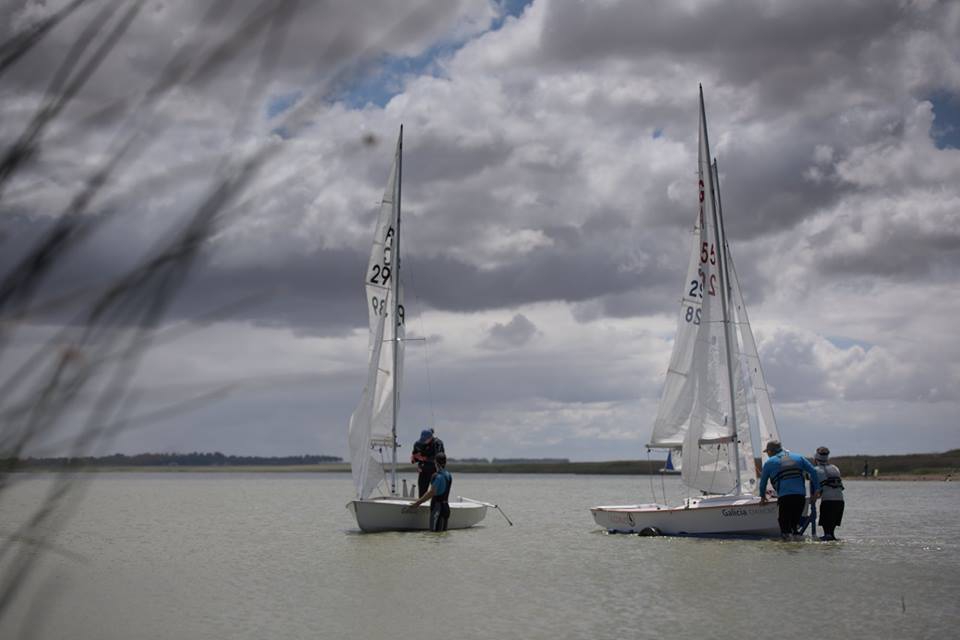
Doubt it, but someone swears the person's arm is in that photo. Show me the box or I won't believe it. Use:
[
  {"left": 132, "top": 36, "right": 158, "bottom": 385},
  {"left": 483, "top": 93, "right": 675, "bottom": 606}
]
[
  {"left": 411, "top": 443, "right": 425, "bottom": 464},
  {"left": 404, "top": 485, "right": 435, "bottom": 511},
  {"left": 758, "top": 463, "right": 770, "bottom": 501}
]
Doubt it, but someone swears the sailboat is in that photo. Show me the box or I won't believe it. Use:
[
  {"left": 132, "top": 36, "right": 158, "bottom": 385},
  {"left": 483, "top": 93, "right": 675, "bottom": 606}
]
[
  {"left": 591, "top": 88, "right": 783, "bottom": 537},
  {"left": 659, "top": 449, "right": 680, "bottom": 474},
  {"left": 346, "top": 126, "right": 487, "bottom": 532}
]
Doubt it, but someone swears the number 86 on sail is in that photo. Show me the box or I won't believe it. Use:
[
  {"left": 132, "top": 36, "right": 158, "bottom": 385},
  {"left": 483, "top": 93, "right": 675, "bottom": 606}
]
[{"left": 370, "top": 296, "right": 404, "bottom": 325}]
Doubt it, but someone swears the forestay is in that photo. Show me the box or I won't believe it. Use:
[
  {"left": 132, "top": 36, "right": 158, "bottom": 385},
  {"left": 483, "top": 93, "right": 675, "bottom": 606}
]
[
  {"left": 712, "top": 161, "right": 758, "bottom": 492},
  {"left": 727, "top": 247, "right": 781, "bottom": 461},
  {"left": 347, "top": 132, "right": 405, "bottom": 499}
]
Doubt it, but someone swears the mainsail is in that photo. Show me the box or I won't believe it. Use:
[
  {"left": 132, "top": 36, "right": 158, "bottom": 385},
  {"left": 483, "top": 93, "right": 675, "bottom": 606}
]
[
  {"left": 647, "top": 191, "right": 704, "bottom": 450},
  {"left": 348, "top": 306, "right": 389, "bottom": 498},
  {"left": 348, "top": 130, "right": 405, "bottom": 499},
  {"left": 652, "top": 88, "right": 767, "bottom": 496}
]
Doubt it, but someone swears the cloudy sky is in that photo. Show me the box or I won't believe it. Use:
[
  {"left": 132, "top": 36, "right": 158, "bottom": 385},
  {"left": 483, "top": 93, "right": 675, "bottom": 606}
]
[{"left": 1, "top": 0, "right": 958, "bottom": 462}]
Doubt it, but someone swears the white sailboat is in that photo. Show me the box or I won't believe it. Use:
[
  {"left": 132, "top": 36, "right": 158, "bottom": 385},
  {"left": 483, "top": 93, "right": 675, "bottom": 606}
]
[
  {"left": 591, "top": 88, "right": 782, "bottom": 537},
  {"left": 346, "top": 126, "right": 487, "bottom": 532}
]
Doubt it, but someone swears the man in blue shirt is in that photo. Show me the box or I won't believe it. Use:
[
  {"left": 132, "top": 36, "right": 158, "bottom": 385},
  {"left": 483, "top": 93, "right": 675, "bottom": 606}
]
[
  {"left": 759, "top": 440, "right": 820, "bottom": 539},
  {"left": 404, "top": 452, "right": 453, "bottom": 531}
]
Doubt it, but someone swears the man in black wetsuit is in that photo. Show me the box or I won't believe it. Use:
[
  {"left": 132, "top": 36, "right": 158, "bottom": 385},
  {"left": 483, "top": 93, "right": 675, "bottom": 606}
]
[
  {"left": 404, "top": 453, "right": 452, "bottom": 531},
  {"left": 410, "top": 428, "right": 444, "bottom": 498}
]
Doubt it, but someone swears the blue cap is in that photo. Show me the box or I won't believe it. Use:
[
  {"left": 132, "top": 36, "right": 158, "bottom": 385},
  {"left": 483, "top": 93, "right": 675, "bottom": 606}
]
[{"left": 419, "top": 429, "right": 433, "bottom": 443}]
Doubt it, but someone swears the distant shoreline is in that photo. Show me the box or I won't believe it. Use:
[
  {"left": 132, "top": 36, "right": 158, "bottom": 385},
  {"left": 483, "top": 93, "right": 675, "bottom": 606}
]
[
  {"left": 8, "top": 461, "right": 956, "bottom": 480},
  {"left": 7, "top": 450, "right": 957, "bottom": 478}
]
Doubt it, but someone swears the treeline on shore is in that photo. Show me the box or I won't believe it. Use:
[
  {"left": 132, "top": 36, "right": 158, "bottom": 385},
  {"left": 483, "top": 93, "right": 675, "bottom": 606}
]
[
  {"left": 439, "top": 451, "right": 960, "bottom": 476},
  {"left": 3, "top": 452, "right": 342, "bottom": 470},
  {"left": 3, "top": 450, "right": 957, "bottom": 476},
  {"left": 827, "top": 450, "right": 960, "bottom": 477},
  {"left": 449, "top": 449, "right": 960, "bottom": 478}
]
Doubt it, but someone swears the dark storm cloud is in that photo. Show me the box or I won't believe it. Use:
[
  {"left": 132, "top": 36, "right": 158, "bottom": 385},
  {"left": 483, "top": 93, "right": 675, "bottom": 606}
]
[
  {"left": 4, "top": 0, "right": 958, "bottom": 334},
  {"left": 756, "top": 330, "right": 836, "bottom": 403},
  {"left": 710, "top": 133, "right": 854, "bottom": 240},
  {"left": 811, "top": 217, "right": 960, "bottom": 281},
  {"left": 537, "top": 0, "right": 905, "bottom": 90},
  {"left": 0, "top": 201, "right": 674, "bottom": 333},
  {"left": 0, "top": 1, "right": 491, "bottom": 94},
  {"left": 406, "top": 130, "right": 513, "bottom": 183},
  {"left": 407, "top": 221, "right": 676, "bottom": 314},
  {"left": 478, "top": 312, "right": 537, "bottom": 350},
  {"left": 0, "top": 207, "right": 363, "bottom": 334},
  {"left": 520, "top": 0, "right": 957, "bottom": 250}
]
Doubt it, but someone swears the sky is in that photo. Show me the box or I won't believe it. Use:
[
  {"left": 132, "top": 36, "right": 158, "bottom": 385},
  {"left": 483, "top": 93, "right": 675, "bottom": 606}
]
[{"left": 1, "top": 0, "right": 959, "bottom": 462}]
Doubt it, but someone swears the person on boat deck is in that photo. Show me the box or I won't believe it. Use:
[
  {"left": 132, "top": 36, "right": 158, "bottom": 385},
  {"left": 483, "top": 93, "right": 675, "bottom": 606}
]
[
  {"left": 759, "top": 440, "right": 820, "bottom": 539},
  {"left": 411, "top": 428, "right": 445, "bottom": 498},
  {"left": 813, "top": 446, "right": 845, "bottom": 541},
  {"left": 404, "top": 453, "right": 452, "bottom": 531}
]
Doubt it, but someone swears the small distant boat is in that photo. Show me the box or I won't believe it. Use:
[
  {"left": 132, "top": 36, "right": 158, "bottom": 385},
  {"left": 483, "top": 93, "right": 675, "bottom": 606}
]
[
  {"left": 591, "top": 88, "right": 783, "bottom": 537},
  {"left": 345, "top": 127, "right": 487, "bottom": 532},
  {"left": 659, "top": 449, "right": 680, "bottom": 474}
]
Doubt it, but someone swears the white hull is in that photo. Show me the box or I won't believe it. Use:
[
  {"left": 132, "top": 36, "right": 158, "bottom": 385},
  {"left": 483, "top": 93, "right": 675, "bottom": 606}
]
[
  {"left": 591, "top": 494, "right": 780, "bottom": 537},
  {"left": 347, "top": 496, "right": 487, "bottom": 533}
]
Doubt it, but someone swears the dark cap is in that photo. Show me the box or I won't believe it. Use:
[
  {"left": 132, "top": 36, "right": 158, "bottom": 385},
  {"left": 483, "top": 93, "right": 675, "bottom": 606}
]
[{"left": 765, "top": 440, "right": 782, "bottom": 454}]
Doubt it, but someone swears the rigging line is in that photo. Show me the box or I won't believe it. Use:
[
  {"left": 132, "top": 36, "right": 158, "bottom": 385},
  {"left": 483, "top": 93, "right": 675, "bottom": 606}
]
[
  {"left": 647, "top": 448, "right": 656, "bottom": 504},
  {"left": 660, "top": 449, "right": 673, "bottom": 504},
  {"left": 660, "top": 459, "right": 668, "bottom": 505},
  {"left": 707, "top": 444, "right": 722, "bottom": 495},
  {"left": 408, "top": 282, "right": 437, "bottom": 432}
]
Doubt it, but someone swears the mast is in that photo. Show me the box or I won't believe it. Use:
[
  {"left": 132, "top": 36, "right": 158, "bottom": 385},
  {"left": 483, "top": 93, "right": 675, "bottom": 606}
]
[
  {"left": 699, "top": 87, "right": 742, "bottom": 495},
  {"left": 390, "top": 124, "right": 403, "bottom": 496}
]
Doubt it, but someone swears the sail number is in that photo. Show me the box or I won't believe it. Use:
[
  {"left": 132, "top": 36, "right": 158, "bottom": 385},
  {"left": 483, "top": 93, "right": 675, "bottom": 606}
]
[
  {"left": 369, "top": 264, "right": 391, "bottom": 285},
  {"left": 370, "top": 297, "right": 404, "bottom": 325},
  {"left": 700, "top": 242, "right": 716, "bottom": 266},
  {"left": 688, "top": 269, "right": 716, "bottom": 299},
  {"left": 699, "top": 179, "right": 705, "bottom": 228},
  {"left": 685, "top": 306, "right": 701, "bottom": 325},
  {"left": 369, "top": 227, "right": 395, "bottom": 285},
  {"left": 688, "top": 240, "right": 718, "bottom": 301}
]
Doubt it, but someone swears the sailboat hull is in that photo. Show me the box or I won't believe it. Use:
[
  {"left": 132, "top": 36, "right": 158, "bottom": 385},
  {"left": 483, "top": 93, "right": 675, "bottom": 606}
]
[
  {"left": 591, "top": 495, "right": 780, "bottom": 537},
  {"left": 347, "top": 497, "right": 487, "bottom": 533}
]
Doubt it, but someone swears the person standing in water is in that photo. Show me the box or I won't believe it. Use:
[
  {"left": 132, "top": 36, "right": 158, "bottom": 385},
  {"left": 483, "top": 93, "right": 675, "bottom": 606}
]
[
  {"left": 813, "top": 446, "right": 845, "bottom": 541},
  {"left": 404, "top": 453, "right": 452, "bottom": 531},
  {"left": 759, "top": 440, "right": 820, "bottom": 539}
]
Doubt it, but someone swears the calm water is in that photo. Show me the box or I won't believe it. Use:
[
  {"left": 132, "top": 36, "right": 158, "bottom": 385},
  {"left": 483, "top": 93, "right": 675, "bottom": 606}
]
[{"left": 3, "top": 473, "right": 959, "bottom": 640}]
